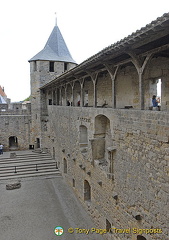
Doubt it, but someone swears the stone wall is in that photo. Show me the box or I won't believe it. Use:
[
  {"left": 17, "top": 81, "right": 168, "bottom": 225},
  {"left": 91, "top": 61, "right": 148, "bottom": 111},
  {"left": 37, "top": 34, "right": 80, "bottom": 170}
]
[
  {"left": 41, "top": 106, "right": 169, "bottom": 240},
  {"left": 0, "top": 115, "right": 31, "bottom": 150}
]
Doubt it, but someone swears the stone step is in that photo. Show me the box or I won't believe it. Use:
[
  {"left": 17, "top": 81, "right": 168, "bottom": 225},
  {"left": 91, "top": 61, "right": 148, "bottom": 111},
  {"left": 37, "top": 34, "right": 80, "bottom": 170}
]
[
  {"left": 0, "top": 169, "right": 61, "bottom": 181},
  {"left": 0, "top": 166, "right": 59, "bottom": 175},
  {"left": 0, "top": 162, "right": 57, "bottom": 171},
  {"left": 0, "top": 150, "right": 60, "bottom": 180},
  {"left": 0, "top": 157, "right": 53, "bottom": 165},
  {"left": 16, "top": 154, "right": 51, "bottom": 158},
  {"left": 32, "top": 149, "right": 44, "bottom": 153},
  {"left": 0, "top": 152, "right": 52, "bottom": 161}
]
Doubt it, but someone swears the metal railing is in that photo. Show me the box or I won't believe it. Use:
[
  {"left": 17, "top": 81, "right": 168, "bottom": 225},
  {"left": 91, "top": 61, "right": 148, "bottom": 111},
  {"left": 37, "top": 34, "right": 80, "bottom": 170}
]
[{"left": 0, "top": 162, "right": 58, "bottom": 174}]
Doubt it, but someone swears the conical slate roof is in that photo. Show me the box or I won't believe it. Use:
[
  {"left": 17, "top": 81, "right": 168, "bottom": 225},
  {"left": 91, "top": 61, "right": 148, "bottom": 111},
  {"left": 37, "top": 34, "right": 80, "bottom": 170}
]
[{"left": 29, "top": 25, "right": 76, "bottom": 63}]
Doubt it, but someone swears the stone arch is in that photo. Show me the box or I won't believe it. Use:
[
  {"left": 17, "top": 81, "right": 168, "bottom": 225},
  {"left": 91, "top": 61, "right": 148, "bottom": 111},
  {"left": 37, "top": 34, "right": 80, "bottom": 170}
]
[
  {"left": 137, "top": 235, "right": 147, "bottom": 240},
  {"left": 84, "top": 180, "right": 91, "bottom": 201},
  {"left": 63, "top": 158, "right": 67, "bottom": 173},
  {"left": 9, "top": 136, "right": 18, "bottom": 149},
  {"left": 79, "top": 125, "right": 88, "bottom": 144},
  {"left": 94, "top": 114, "right": 110, "bottom": 138},
  {"left": 91, "top": 115, "right": 113, "bottom": 169},
  {"left": 116, "top": 63, "right": 139, "bottom": 109},
  {"left": 142, "top": 55, "right": 165, "bottom": 110}
]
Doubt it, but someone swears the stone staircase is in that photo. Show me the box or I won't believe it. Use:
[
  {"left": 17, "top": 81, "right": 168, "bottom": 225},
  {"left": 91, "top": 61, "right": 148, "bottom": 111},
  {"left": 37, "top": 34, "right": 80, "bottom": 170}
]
[{"left": 0, "top": 151, "right": 61, "bottom": 180}]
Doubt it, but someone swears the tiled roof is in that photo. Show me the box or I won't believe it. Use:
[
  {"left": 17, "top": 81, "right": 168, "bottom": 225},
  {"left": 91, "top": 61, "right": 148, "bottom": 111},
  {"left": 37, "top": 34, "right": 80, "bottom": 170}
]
[
  {"left": 29, "top": 25, "right": 76, "bottom": 63},
  {"left": 81, "top": 12, "right": 169, "bottom": 65}
]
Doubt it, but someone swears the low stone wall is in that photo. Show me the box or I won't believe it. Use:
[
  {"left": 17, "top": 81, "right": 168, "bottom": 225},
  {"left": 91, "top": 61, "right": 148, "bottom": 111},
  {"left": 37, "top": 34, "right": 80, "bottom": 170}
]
[{"left": 41, "top": 106, "right": 169, "bottom": 240}]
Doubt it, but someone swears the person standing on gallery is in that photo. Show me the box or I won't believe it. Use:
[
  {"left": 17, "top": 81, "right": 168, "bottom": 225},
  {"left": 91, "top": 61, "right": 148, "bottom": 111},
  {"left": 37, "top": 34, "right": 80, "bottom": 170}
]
[{"left": 152, "top": 95, "right": 160, "bottom": 110}]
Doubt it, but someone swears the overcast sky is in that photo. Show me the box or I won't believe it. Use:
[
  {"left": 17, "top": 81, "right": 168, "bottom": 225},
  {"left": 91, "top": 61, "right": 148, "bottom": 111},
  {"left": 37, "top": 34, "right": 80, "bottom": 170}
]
[{"left": 0, "top": 0, "right": 168, "bottom": 102}]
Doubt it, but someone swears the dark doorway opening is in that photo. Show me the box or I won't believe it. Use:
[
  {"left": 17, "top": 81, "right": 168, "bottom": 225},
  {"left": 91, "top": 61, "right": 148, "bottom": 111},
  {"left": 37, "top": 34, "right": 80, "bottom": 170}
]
[
  {"left": 29, "top": 145, "right": 34, "bottom": 149},
  {"left": 36, "top": 138, "right": 40, "bottom": 148},
  {"left": 9, "top": 136, "right": 18, "bottom": 149}
]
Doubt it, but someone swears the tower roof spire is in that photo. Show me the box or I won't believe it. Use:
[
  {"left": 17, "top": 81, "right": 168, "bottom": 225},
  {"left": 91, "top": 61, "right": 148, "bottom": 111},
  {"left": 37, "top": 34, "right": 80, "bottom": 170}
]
[
  {"left": 55, "top": 12, "right": 57, "bottom": 26},
  {"left": 29, "top": 22, "right": 76, "bottom": 63}
]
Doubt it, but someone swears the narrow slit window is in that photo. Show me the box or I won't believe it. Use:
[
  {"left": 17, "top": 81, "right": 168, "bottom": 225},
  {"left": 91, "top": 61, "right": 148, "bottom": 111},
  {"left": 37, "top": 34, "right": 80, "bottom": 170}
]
[
  {"left": 64, "top": 62, "right": 68, "bottom": 72},
  {"left": 49, "top": 62, "right": 54, "bottom": 72}
]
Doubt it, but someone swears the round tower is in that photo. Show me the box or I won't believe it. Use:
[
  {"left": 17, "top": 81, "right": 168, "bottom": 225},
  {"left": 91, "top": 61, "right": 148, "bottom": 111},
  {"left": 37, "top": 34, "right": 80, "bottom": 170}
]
[{"left": 29, "top": 22, "right": 77, "bottom": 149}]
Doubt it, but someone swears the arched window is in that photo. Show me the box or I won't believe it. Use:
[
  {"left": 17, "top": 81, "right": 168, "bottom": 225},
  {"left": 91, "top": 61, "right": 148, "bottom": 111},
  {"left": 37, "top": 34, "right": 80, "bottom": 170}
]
[
  {"left": 84, "top": 180, "right": 91, "bottom": 201},
  {"left": 79, "top": 125, "right": 88, "bottom": 144},
  {"left": 79, "top": 125, "right": 88, "bottom": 152},
  {"left": 94, "top": 114, "right": 110, "bottom": 137}
]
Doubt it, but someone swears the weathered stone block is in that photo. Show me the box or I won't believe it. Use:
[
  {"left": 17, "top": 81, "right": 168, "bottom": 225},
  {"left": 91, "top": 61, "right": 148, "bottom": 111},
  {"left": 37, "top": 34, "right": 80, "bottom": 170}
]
[{"left": 6, "top": 182, "right": 21, "bottom": 190}]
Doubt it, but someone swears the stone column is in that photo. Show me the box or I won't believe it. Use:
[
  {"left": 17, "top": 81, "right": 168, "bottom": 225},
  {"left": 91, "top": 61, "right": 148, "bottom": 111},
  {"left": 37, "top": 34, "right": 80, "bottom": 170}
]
[
  {"left": 64, "top": 85, "right": 67, "bottom": 106},
  {"left": 93, "top": 82, "right": 97, "bottom": 107},
  {"left": 71, "top": 83, "right": 74, "bottom": 106},
  {"left": 80, "top": 78, "right": 84, "bottom": 107},
  {"left": 89, "top": 73, "right": 98, "bottom": 108},
  {"left": 72, "top": 81, "right": 75, "bottom": 106},
  {"left": 104, "top": 64, "right": 119, "bottom": 108},
  {"left": 59, "top": 87, "right": 62, "bottom": 106},
  {"left": 126, "top": 51, "right": 153, "bottom": 110},
  {"left": 138, "top": 69, "right": 144, "bottom": 110}
]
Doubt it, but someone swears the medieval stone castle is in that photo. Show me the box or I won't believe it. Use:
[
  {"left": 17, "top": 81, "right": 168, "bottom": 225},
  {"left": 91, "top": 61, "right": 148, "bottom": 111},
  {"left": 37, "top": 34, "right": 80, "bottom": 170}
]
[{"left": 0, "top": 13, "right": 169, "bottom": 240}]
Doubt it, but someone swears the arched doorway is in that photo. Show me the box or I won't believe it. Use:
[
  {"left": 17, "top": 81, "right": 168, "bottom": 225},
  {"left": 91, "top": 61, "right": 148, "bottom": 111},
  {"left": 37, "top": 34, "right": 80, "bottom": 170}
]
[
  {"left": 9, "top": 136, "right": 18, "bottom": 149},
  {"left": 137, "top": 235, "right": 147, "bottom": 240}
]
